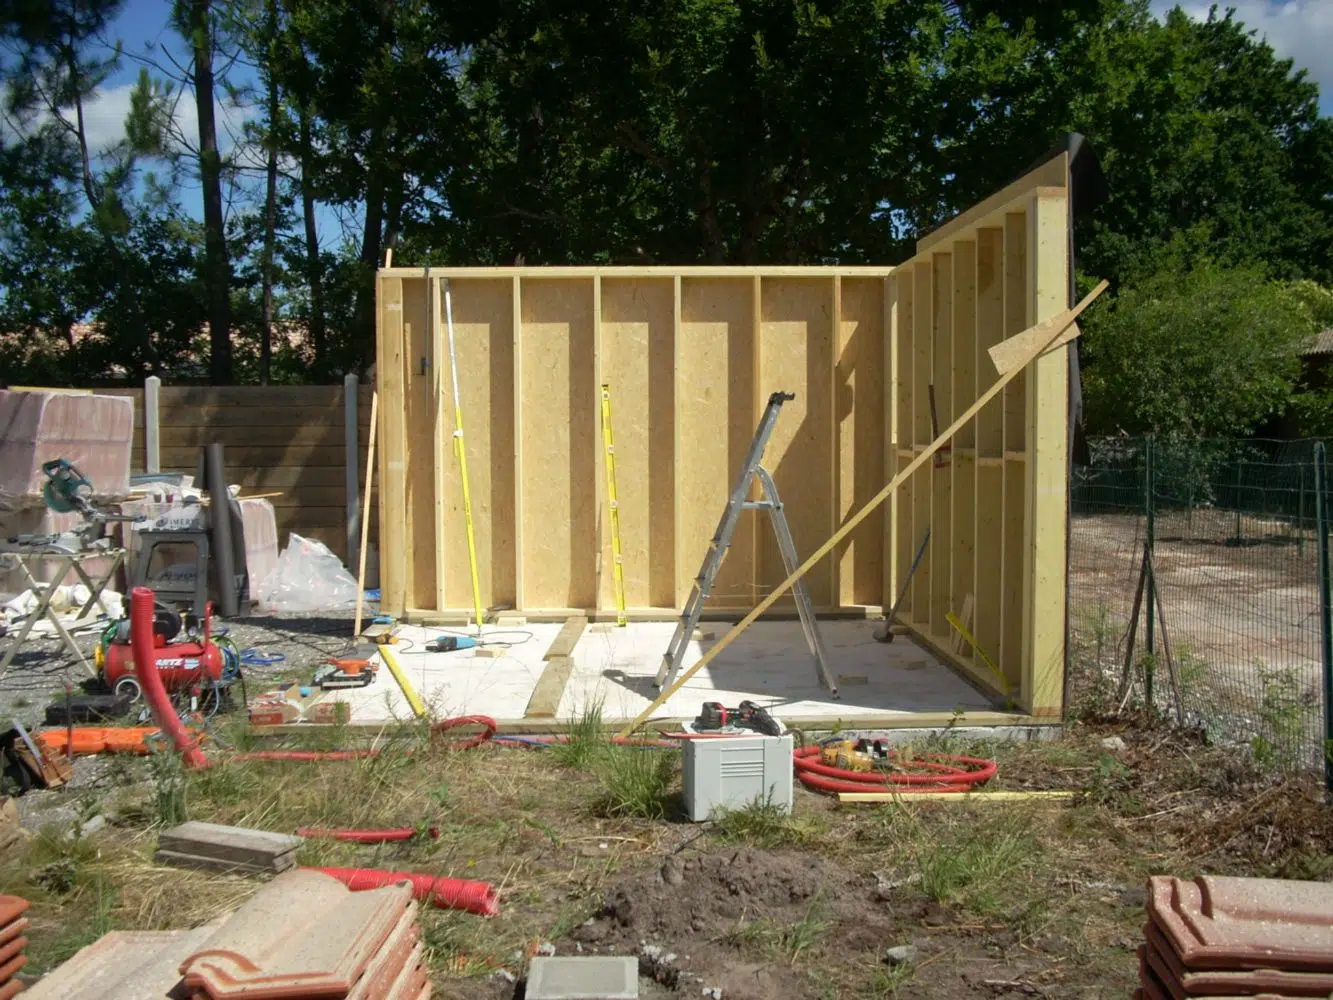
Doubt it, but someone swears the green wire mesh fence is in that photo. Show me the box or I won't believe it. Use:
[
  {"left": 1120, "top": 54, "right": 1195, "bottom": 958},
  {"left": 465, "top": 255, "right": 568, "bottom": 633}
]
[{"left": 1070, "top": 437, "right": 1332, "bottom": 774}]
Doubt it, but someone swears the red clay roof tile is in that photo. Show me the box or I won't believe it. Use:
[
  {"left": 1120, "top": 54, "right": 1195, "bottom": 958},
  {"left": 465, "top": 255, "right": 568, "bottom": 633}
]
[
  {"left": 1148, "top": 876, "right": 1333, "bottom": 972},
  {"left": 178, "top": 868, "right": 413, "bottom": 999}
]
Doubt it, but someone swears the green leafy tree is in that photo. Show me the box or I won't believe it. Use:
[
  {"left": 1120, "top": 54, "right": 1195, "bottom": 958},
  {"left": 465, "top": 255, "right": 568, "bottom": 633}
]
[{"left": 1081, "top": 263, "right": 1318, "bottom": 437}]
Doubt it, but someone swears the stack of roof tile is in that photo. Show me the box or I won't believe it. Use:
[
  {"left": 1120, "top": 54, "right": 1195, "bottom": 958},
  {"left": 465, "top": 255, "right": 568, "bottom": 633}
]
[
  {"left": 1136, "top": 874, "right": 1333, "bottom": 1000},
  {"left": 0, "top": 895, "right": 29, "bottom": 999},
  {"left": 25, "top": 870, "right": 429, "bottom": 999}
]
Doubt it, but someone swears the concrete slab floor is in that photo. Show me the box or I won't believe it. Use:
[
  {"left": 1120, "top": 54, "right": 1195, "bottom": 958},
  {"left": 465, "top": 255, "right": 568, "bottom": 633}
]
[{"left": 331, "top": 620, "right": 1001, "bottom": 727}]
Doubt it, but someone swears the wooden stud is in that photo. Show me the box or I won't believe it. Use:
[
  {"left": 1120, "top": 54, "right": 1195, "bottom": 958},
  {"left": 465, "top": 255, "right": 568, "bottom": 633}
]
[
  {"left": 512, "top": 276, "right": 525, "bottom": 611},
  {"left": 951, "top": 239, "right": 978, "bottom": 659},
  {"left": 831, "top": 275, "right": 842, "bottom": 605},
  {"left": 543, "top": 615, "right": 589, "bottom": 660},
  {"left": 895, "top": 272, "right": 915, "bottom": 619},
  {"left": 929, "top": 252, "right": 952, "bottom": 638},
  {"left": 432, "top": 275, "right": 448, "bottom": 611},
  {"left": 377, "top": 276, "right": 408, "bottom": 616},
  {"left": 883, "top": 274, "right": 899, "bottom": 610},
  {"left": 1026, "top": 189, "right": 1071, "bottom": 716},
  {"left": 593, "top": 275, "right": 604, "bottom": 609},
  {"left": 911, "top": 262, "right": 932, "bottom": 620},
  {"left": 1000, "top": 211, "right": 1028, "bottom": 692},
  {"left": 672, "top": 275, "right": 684, "bottom": 609}
]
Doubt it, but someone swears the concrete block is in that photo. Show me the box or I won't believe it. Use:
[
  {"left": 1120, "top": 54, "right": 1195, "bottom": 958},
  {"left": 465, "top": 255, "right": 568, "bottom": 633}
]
[{"left": 526, "top": 955, "right": 639, "bottom": 999}]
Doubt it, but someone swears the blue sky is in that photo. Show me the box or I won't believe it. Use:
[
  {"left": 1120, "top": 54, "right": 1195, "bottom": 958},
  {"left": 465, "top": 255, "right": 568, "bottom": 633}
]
[{"left": 87, "top": 0, "right": 1331, "bottom": 231}]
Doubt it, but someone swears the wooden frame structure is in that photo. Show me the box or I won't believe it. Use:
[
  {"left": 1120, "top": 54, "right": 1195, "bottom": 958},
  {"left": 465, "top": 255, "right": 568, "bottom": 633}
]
[{"left": 376, "top": 153, "right": 1072, "bottom": 716}]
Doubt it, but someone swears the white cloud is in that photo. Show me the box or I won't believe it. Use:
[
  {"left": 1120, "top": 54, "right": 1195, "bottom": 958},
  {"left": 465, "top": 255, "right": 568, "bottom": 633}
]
[{"left": 1152, "top": 1, "right": 1333, "bottom": 109}]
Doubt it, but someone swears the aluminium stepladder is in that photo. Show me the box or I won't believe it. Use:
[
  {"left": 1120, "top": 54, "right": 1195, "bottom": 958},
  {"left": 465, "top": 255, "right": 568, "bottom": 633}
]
[{"left": 655, "top": 391, "right": 839, "bottom": 697}]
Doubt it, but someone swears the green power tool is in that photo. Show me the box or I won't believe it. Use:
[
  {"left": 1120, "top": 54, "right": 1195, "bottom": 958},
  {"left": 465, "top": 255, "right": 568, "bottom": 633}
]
[{"left": 8, "top": 459, "right": 143, "bottom": 550}]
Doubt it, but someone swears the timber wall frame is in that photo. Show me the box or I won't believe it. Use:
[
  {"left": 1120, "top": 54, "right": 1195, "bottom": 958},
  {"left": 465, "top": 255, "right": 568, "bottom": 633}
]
[{"left": 376, "top": 153, "right": 1071, "bottom": 716}]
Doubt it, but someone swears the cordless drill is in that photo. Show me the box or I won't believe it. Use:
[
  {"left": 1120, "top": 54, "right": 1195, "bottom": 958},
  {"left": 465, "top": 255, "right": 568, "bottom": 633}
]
[{"left": 693, "top": 700, "right": 782, "bottom": 736}]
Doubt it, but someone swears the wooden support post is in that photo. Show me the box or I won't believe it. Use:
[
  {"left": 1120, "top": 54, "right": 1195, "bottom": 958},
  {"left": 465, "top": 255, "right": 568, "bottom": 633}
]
[
  {"left": 378, "top": 276, "right": 408, "bottom": 615},
  {"left": 353, "top": 391, "right": 379, "bottom": 638},
  {"left": 343, "top": 373, "right": 359, "bottom": 567},
  {"left": 617, "top": 282, "right": 1108, "bottom": 737},
  {"left": 512, "top": 275, "right": 525, "bottom": 611},
  {"left": 144, "top": 375, "right": 161, "bottom": 475}
]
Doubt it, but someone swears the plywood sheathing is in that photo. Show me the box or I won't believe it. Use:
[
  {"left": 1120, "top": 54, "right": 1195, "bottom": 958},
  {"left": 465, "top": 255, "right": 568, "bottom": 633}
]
[{"left": 377, "top": 156, "right": 1075, "bottom": 718}]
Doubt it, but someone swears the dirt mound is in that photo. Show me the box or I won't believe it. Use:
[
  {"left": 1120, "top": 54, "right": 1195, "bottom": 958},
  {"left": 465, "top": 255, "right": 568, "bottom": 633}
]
[{"left": 593, "top": 846, "right": 859, "bottom": 941}]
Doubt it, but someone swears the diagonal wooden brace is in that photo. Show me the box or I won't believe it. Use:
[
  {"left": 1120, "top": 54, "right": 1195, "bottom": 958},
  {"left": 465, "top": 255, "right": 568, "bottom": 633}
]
[{"left": 617, "top": 280, "right": 1109, "bottom": 737}]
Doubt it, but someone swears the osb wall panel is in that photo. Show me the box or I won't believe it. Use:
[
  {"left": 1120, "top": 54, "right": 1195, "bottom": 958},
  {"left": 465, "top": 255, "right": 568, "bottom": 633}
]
[
  {"left": 377, "top": 154, "right": 1074, "bottom": 717},
  {"left": 891, "top": 156, "right": 1072, "bottom": 717},
  {"left": 378, "top": 268, "right": 897, "bottom": 619}
]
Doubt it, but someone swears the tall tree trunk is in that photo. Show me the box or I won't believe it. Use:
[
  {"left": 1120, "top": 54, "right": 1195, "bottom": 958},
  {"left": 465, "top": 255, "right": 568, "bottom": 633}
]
[
  {"left": 350, "top": 135, "right": 385, "bottom": 369},
  {"left": 298, "top": 102, "right": 327, "bottom": 375},
  {"left": 258, "top": 0, "right": 279, "bottom": 385},
  {"left": 65, "top": 41, "right": 157, "bottom": 378},
  {"left": 190, "top": 0, "right": 233, "bottom": 384}
]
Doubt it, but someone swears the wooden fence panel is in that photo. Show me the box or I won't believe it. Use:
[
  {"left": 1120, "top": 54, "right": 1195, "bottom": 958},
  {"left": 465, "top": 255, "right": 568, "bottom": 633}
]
[{"left": 98, "top": 384, "right": 375, "bottom": 571}]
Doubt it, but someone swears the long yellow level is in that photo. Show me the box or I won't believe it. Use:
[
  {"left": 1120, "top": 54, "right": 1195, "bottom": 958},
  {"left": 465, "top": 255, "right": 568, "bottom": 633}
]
[{"left": 600, "top": 384, "right": 628, "bottom": 626}]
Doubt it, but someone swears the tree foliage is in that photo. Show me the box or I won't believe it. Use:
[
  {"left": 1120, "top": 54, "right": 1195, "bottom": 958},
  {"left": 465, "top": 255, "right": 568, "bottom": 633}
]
[
  {"left": 1081, "top": 263, "right": 1318, "bottom": 437},
  {"left": 0, "top": 0, "right": 1330, "bottom": 426}
]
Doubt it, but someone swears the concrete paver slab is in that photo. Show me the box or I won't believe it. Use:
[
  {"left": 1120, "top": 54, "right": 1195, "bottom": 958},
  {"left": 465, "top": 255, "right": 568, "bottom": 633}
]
[{"left": 526, "top": 955, "right": 639, "bottom": 1000}]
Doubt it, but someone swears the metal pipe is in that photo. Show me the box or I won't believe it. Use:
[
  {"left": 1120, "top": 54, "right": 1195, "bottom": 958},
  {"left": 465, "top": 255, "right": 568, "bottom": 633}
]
[{"left": 204, "top": 443, "right": 240, "bottom": 617}]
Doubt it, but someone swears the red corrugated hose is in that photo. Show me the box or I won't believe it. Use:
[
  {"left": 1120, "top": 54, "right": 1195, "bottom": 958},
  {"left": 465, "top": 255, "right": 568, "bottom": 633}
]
[
  {"left": 792, "top": 744, "right": 997, "bottom": 795},
  {"left": 235, "top": 715, "right": 498, "bottom": 762},
  {"left": 130, "top": 587, "right": 209, "bottom": 769},
  {"left": 296, "top": 826, "right": 440, "bottom": 843},
  {"left": 310, "top": 866, "right": 499, "bottom": 916}
]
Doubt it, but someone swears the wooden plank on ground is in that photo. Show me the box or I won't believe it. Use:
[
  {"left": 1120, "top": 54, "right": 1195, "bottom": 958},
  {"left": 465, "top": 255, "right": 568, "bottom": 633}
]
[
  {"left": 837, "top": 789, "right": 1075, "bottom": 804},
  {"left": 524, "top": 655, "right": 574, "bottom": 718},
  {"left": 156, "top": 821, "right": 301, "bottom": 872},
  {"left": 543, "top": 615, "right": 588, "bottom": 661}
]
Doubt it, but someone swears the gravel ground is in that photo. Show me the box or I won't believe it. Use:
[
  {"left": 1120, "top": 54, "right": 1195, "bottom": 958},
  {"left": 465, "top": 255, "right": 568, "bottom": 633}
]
[{"left": 0, "top": 602, "right": 377, "bottom": 831}]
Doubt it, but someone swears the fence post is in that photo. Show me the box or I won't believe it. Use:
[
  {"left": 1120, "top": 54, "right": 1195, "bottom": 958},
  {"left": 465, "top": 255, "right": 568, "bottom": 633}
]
[
  {"left": 344, "top": 373, "right": 360, "bottom": 568},
  {"left": 1145, "top": 435, "right": 1156, "bottom": 708},
  {"left": 144, "top": 375, "right": 161, "bottom": 474},
  {"left": 1316, "top": 442, "right": 1333, "bottom": 793}
]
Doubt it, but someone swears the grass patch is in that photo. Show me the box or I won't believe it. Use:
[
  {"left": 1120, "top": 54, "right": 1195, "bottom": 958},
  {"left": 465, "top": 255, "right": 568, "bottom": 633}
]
[
  {"left": 911, "top": 811, "right": 1038, "bottom": 914},
  {"left": 713, "top": 800, "right": 824, "bottom": 847},
  {"left": 593, "top": 746, "right": 677, "bottom": 819},
  {"left": 550, "top": 701, "right": 607, "bottom": 771},
  {"left": 720, "top": 896, "right": 829, "bottom": 966}
]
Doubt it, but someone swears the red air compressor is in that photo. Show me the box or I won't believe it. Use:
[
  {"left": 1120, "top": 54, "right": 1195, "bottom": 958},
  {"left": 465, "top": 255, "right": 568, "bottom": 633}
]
[{"left": 95, "top": 602, "right": 233, "bottom": 703}]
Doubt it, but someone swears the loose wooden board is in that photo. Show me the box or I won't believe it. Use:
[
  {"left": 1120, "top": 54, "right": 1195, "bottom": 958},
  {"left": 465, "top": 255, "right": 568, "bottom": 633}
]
[
  {"left": 157, "top": 821, "right": 301, "bottom": 871},
  {"left": 525, "top": 655, "right": 574, "bottom": 718},
  {"left": 543, "top": 616, "right": 588, "bottom": 661},
  {"left": 153, "top": 848, "right": 296, "bottom": 875}
]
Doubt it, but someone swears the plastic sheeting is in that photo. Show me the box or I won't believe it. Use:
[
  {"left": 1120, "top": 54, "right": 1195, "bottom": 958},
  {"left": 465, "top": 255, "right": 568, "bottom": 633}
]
[
  {"left": 0, "top": 390, "right": 133, "bottom": 510},
  {"left": 257, "top": 533, "right": 359, "bottom": 613}
]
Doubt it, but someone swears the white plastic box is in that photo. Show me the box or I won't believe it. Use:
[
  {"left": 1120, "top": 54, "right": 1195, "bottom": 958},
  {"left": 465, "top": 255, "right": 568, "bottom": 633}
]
[{"left": 681, "top": 733, "right": 794, "bottom": 822}]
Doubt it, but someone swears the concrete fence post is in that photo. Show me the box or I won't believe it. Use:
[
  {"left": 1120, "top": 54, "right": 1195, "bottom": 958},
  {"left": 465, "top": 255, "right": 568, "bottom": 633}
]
[
  {"left": 144, "top": 375, "right": 161, "bottom": 474},
  {"left": 344, "top": 373, "right": 360, "bottom": 567}
]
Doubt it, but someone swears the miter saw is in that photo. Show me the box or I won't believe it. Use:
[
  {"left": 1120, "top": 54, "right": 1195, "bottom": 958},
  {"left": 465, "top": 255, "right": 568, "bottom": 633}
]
[{"left": 7, "top": 458, "right": 144, "bottom": 552}]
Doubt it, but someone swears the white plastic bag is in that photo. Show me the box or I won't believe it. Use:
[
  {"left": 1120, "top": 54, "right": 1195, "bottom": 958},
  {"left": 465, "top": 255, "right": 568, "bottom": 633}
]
[{"left": 257, "top": 533, "right": 360, "bottom": 613}]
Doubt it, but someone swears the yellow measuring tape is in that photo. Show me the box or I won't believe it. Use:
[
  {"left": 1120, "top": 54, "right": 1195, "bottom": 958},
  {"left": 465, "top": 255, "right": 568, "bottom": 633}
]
[
  {"left": 600, "top": 385, "right": 628, "bottom": 626},
  {"left": 945, "top": 611, "right": 1010, "bottom": 696},
  {"left": 443, "top": 280, "right": 484, "bottom": 632},
  {"left": 377, "top": 643, "right": 427, "bottom": 719}
]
